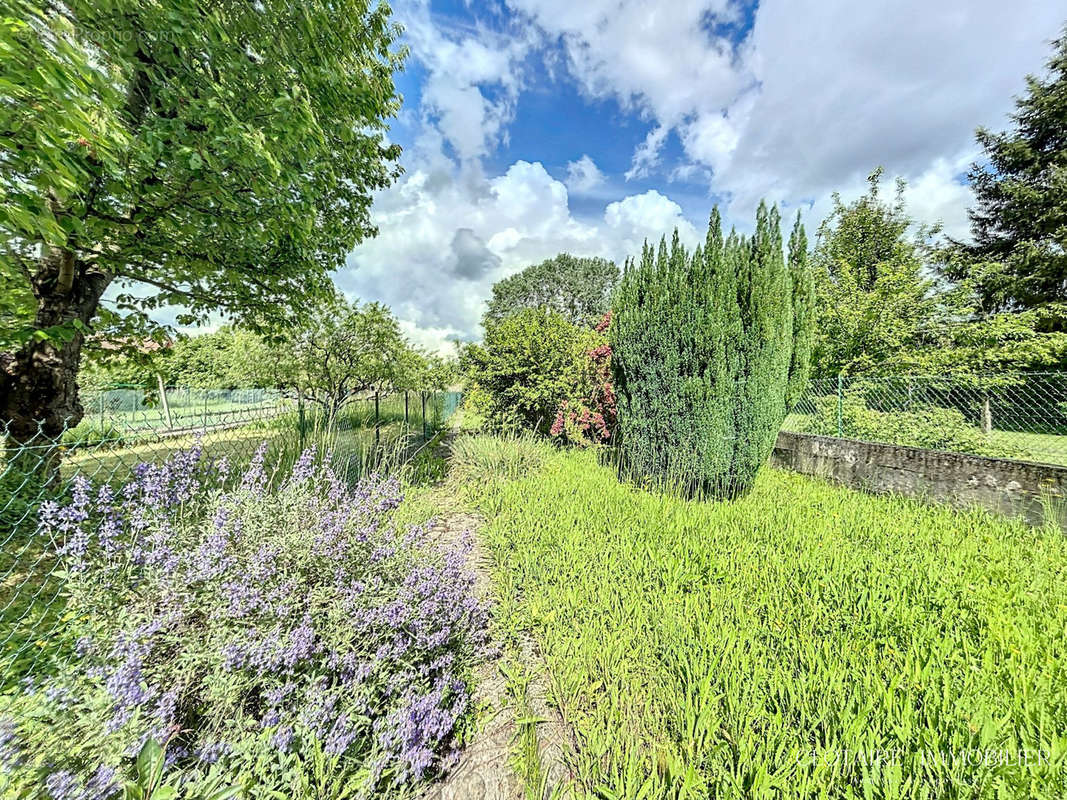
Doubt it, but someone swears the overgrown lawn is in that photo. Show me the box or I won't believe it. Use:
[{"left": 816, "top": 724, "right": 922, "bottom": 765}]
[{"left": 464, "top": 443, "right": 1067, "bottom": 799}]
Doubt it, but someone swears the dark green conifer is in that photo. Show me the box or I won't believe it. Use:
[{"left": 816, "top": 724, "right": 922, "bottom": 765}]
[{"left": 612, "top": 203, "right": 812, "bottom": 498}]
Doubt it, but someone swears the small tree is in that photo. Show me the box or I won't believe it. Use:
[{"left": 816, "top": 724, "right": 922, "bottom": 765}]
[
  {"left": 483, "top": 254, "right": 619, "bottom": 328},
  {"left": 810, "top": 170, "right": 942, "bottom": 378},
  {"left": 462, "top": 308, "right": 587, "bottom": 434},
  {"left": 286, "top": 296, "right": 412, "bottom": 423},
  {"left": 611, "top": 204, "right": 813, "bottom": 498}
]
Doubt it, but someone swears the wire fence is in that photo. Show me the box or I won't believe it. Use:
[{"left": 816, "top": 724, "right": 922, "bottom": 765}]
[
  {"left": 784, "top": 372, "right": 1067, "bottom": 466},
  {"left": 0, "top": 389, "right": 460, "bottom": 716}
]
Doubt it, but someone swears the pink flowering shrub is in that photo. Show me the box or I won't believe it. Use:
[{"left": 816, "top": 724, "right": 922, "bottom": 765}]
[
  {"left": 4, "top": 444, "right": 487, "bottom": 798},
  {"left": 551, "top": 312, "right": 617, "bottom": 446}
]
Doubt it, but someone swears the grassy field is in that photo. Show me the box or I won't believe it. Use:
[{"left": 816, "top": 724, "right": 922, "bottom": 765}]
[{"left": 453, "top": 439, "right": 1067, "bottom": 799}]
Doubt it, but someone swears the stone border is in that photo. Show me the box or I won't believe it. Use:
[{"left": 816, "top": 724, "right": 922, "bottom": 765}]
[{"left": 773, "top": 430, "right": 1067, "bottom": 528}]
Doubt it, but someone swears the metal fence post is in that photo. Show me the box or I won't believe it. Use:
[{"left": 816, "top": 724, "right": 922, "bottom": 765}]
[
  {"left": 404, "top": 390, "right": 409, "bottom": 424},
  {"left": 421, "top": 392, "right": 427, "bottom": 440},
  {"left": 298, "top": 392, "right": 306, "bottom": 451},
  {"left": 836, "top": 375, "right": 844, "bottom": 438},
  {"left": 374, "top": 391, "right": 380, "bottom": 449}
]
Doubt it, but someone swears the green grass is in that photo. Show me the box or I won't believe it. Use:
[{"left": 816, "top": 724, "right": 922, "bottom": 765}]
[
  {"left": 782, "top": 412, "right": 1067, "bottom": 467},
  {"left": 456, "top": 441, "right": 1067, "bottom": 799}
]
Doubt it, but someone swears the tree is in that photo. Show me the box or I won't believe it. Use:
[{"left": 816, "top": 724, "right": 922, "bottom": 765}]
[
  {"left": 611, "top": 205, "right": 813, "bottom": 499},
  {"left": 0, "top": 0, "right": 405, "bottom": 446},
  {"left": 160, "top": 328, "right": 279, "bottom": 389},
  {"left": 945, "top": 28, "right": 1067, "bottom": 315},
  {"left": 286, "top": 296, "right": 412, "bottom": 422},
  {"left": 810, "top": 171, "right": 943, "bottom": 378},
  {"left": 462, "top": 308, "right": 591, "bottom": 434},
  {"left": 483, "top": 254, "right": 619, "bottom": 328}
]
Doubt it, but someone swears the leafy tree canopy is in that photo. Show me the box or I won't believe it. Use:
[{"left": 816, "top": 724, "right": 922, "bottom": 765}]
[
  {"left": 462, "top": 308, "right": 593, "bottom": 434},
  {"left": 811, "top": 170, "right": 944, "bottom": 378},
  {"left": 282, "top": 294, "right": 425, "bottom": 419},
  {"left": 483, "top": 254, "right": 619, "bottom": 329},
  {"left": 0, "top": 0, "right": 405, "bottom": 441}
]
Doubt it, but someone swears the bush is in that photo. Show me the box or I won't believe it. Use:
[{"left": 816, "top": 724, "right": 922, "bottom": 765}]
[
  {"left": 550, "top": 312, "right": 616, "bottom": 447},
  {"left": 611, "top": 206, "right": 813, "bottom": 497},
  {"left": 796, "top": 392, "right": 1024, "bottom": 458},
  {"left": 5, "top": 444, "right": 487, "bottom": 797},
  {"left": 461, "top": 308, "right": 591, "bottom": 435}
]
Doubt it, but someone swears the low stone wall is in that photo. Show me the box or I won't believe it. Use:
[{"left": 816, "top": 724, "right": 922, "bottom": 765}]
[{"left": 772, "top": 431, "right": 1067, "bottom": 528}]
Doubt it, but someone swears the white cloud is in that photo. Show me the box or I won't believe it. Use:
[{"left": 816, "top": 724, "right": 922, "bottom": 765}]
[
  {"left": 565, "top": 154, "right": 605, "bottom": 193},
  {"left": 398, "top": 0, "right": 536, "bottom": 162},
  {"left": 339, "top": 149, "right": 703, "bottom": 350},
  {"left": 506, "top": 0, "right": 1061, "bottom": 231}
]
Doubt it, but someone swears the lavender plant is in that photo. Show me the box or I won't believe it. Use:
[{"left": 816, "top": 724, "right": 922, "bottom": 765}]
[{"left": 3, "top": 443, "right": 488, "bottom": 799}]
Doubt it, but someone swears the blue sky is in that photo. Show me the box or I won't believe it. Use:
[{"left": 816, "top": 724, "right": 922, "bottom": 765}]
[{"left": 333, "top": 0, "right": 1064, "bottom": 352}]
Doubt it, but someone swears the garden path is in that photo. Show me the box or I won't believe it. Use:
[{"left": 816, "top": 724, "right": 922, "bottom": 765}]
[{"left": 419, "top": 434, "right": 575, "bottom": 800}]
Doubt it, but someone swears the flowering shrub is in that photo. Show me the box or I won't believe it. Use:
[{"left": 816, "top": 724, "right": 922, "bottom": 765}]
[
  {"left": 4, "top": 443, "right": 487, "bottom": 798},
  {"left": 551, "top": 312, "right": 616, "bottom": 446}
]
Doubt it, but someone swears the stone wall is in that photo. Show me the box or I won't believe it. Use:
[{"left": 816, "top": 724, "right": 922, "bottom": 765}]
[{"left": 772, "top": 431, "right": 1067, "bottom": 528}]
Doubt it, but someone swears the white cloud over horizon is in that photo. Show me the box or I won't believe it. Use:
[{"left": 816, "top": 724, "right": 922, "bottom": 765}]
[{"left": 331, "top": 0, "right": 1064, "bottom": 352}]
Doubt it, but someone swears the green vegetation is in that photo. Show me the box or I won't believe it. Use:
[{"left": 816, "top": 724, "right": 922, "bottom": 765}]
[
  {"left": 483, "top": 254, "right": 619, "bottom": 328},
  {"left": 452, "top": 438, "right": 1067, "bottom": 799},
  {"left": 611, "top": 207, "right": 813, "bottom": 498},
  {"left": 0, "top": 0, "right": 404, "bottom": 442},
  {"left": 787, "top": 392, "right": 1024, "bottom": 459},
  {"left": 944, "top": 31, "right": 1067, "bottom": 316},
  {"left": 461, "top": 309, "right": 595, "bottom": 435}
]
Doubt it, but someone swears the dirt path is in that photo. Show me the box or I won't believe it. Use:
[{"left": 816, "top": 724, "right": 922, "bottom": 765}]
[{"left": 420, "top": 436, "right": 576, "bottom": 800}]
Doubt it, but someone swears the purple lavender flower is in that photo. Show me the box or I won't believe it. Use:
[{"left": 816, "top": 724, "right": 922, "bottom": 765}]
[
  {"left": 85, "top": 764, "right": 120, "bottom": 800},
  {"left": 0, "top": 717, "right": 20, "bottom": 768},
  {"left": 45, "top": 770, "right": 77, "bottom": 800}
]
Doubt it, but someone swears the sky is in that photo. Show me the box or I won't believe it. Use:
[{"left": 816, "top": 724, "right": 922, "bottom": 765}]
[{"left": 330, "top": 0, "right": 1064, "bottom": 352}]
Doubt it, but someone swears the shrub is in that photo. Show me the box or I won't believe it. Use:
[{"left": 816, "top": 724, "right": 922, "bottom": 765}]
[
  {"left": 4, "top": 443, "right": 487, "bottom": 797},
  {"left": 461, "top": 308, "right": 589, "bottom": 435},
  {"left": 611, "top": 206, "right": 813, "bottom": 497},
  {"left": 796, "top": 392, "right": 1024, "bottom": 458},
  {"left": 550, "top": 312, "right": 616, "bottom": 447}
]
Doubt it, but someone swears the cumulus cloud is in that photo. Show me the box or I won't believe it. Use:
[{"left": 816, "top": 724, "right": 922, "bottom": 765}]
[
  {"left": 339, "top": 153, "right": 700, "bottom": 350},
  {"left": 398, "top": 0, "right": 536, "bottom": 162},
  {"left": 506, "top": 0, "right": 1061, "bottom": 227},
  {"left": 565, "top": 154, "right": 605, "bottom": 193}
]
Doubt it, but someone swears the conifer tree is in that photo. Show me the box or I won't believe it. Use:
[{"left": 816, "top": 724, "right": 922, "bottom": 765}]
[{"left": 612, "top": 204, "right": 811, "bottom": 498}]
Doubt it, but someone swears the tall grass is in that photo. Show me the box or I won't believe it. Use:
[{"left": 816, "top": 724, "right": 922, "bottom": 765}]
[{"left": 467, "top": 443, "right": 1067, "bottom": 799}]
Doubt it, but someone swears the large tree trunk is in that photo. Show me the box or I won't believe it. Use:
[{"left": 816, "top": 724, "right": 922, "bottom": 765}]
[{"left": 0, "top": 247, "right": 111, "bottom": 474}]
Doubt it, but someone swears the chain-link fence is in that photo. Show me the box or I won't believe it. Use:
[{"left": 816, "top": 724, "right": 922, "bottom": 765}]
[
  {"left": 0, "top": 389, "right": 460, "bottom": 716},
  {"left": 784, "top": 373, "right": 1067, "bottom": 466}
]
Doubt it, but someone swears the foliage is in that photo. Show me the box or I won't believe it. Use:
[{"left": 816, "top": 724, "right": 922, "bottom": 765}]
[
  {"left": 161, "top": 329, "right": 281, "bottom": 390},
  {"left": 810, "top": 170, "right": 943, "bottom": 378},
  {"left": 611, "top": 205, "right": 813, "bottom": 498},
  {"left": 470, "top": 440, "right": 1067, "bottom": 799},
  {"left": 4, "top": 444, "right": 487, "bottom": 798},
  {"left": 944, "top": 29, "right": 1067, "bottom": 315},
  {"left": 0, "top": 0, "right": 404, "bottom": 437},
  {"left": 550, "top": 312, "right": 616, "bottom": 446},
  {"left": 483, "top": 255, "right": 619, "bottom": 328},
  {"left": 284, "top": 295, "right": 419, "bottom": 420},
  {"left": 793, "top": 392, "right": 1023, "bottom": 458},
  {"left": 461, "top": 309, "right": 590, "bottom": 435}
]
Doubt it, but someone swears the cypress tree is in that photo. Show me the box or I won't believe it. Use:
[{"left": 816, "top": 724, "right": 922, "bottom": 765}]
[
  {"left": 787, "top": 211, "right": 815, "bottom": 408},
  {"left": 612, "top": 203, "right": 811, "bottom": 498}
]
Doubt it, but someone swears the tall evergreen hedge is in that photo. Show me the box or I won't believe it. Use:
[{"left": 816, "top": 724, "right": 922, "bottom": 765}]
[{"left": 611, "top": 204, "right": 813, "bottom": 498}]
